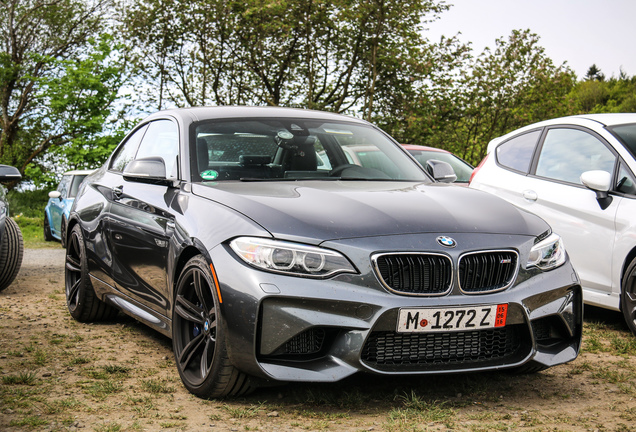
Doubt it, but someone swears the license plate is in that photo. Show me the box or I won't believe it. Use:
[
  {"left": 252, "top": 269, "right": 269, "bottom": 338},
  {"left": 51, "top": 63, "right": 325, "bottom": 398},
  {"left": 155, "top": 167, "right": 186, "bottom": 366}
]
[{"left": 397, "top": 304, "right": 508, "bottom": 333}]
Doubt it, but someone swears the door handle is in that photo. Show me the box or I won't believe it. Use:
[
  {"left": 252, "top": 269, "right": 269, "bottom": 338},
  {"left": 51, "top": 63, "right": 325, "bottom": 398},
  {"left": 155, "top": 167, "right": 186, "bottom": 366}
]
[
  {"left": 522, "top": 189, "right": 538, "bottom": 201},
  {"left": 112, "top": 185, "right": 123, "bottom": 200}
]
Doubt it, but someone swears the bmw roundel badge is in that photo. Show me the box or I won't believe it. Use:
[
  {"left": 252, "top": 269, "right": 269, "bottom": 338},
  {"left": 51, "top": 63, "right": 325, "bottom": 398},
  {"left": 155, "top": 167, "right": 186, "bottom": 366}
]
[{"left": 436, "top": 236, "right": 457, "bottom": 248}]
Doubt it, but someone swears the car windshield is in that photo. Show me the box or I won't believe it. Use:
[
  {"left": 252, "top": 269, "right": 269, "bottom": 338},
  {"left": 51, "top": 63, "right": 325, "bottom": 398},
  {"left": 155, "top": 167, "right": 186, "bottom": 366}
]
[
  {"left": 608, "top": 123, "right": 636, "bottom": 158},
  {"left": 191, "top": 119, "right": 430, "bottom": 182}
]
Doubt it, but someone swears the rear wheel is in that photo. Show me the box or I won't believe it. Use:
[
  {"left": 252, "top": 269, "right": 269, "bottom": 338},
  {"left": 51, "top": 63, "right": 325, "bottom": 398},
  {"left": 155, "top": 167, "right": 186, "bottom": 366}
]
[
  {"left": 0, "top": 218, "right": 24, "bottom": 292},
  {"left": 621, "top": 258, "right": 636, "bottom": 335},
  {"left": 172, "top": 255, "right": 255, "bottom": 398},
  {"left": 65, "top": 225, "right": 116, "bottom": 321},
  {"left": 60, "top": 216, "right": 68, "bottom": 248},
  {"left": 43, "top": 214, "right": 54, "bottom": 241}
]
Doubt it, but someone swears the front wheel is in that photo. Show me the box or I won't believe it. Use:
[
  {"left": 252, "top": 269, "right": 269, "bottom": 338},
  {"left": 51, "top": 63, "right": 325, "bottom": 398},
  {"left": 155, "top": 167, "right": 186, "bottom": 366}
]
[
  {"left": 621, "top": 258, "right": 636, "bottom": 336},
  {"left": 172, "top": 255, "right": 255, "bottom": 398}
]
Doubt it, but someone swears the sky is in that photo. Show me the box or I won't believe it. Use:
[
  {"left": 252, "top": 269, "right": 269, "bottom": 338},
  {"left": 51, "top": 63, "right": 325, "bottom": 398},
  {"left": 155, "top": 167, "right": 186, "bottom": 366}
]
[{"left": 425, "top": 0, "right": 636, "bottom": 79}]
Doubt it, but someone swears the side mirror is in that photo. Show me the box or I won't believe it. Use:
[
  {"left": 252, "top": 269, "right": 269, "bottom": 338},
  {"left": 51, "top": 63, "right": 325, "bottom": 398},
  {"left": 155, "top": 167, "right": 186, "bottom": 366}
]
[
  {"left": 49, "top": 191, "right": 62, "bottom": 199},
  {"left": 0, "top": 165, "right": 21, "bottom": 183},
  {"left": 426, "top": 160, "right": 457, "bottom": 183},
  {"left": 581, "top": 170, "right": 612, "bottom": 210},
  {"left": 123, "top": 157, "right": 173, "bottom": 186}
]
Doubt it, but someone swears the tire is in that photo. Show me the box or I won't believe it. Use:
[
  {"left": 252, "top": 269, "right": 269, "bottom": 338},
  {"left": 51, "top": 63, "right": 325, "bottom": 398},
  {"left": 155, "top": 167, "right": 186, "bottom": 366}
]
[
  {"left": 621, "top": 258, "right": 636, "bottom": 336},
  {"left": 0, "top": 218, "right": 24, "bottom": 292},
  {"left": 60, "top": 216, "right": 67, "bottom": 248},
  {"left": 172, "top": 255, "right": 255, "bottom": 398},
  {"left": 65, "top": 224, "right": 116, "bottom": 322},
  {"left": 43, "top": 214, "right": 54, "bottom": 241}
]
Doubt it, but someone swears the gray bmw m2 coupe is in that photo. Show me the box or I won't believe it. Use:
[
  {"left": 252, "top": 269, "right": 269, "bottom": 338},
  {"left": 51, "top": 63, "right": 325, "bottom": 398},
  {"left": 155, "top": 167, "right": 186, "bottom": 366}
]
[{"left": 65, "top": 107, "right": 582, "bottom": 398}]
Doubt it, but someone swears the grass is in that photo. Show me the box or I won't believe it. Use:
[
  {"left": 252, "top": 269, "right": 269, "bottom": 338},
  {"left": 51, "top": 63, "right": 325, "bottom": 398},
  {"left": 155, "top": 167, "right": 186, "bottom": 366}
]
[
  {"left": 7, "top": 188, "right": 63, "bottom": 248},
  {"left": 2, "top": 372, "right": 37, "bottom": 386},
  {"left": 3, "top": 190, "right": 636, "bottom": 431}
]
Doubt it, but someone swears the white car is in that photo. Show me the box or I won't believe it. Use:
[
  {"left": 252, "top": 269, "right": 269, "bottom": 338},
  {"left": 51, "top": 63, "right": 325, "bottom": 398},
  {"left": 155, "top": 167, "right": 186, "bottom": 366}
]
[{"left": 469, "top": 113, "right": 636, "bottom": 334}]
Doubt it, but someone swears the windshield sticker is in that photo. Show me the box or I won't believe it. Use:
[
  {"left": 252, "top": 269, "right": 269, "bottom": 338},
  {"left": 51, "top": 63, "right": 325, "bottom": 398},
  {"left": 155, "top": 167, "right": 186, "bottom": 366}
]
[{"left": 201, "top": 170, "right": 219, "bottom": 180}]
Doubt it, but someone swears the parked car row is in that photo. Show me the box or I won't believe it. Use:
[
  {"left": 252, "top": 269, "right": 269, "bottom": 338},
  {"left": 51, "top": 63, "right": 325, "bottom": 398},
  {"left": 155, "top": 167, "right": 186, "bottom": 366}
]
[
  {"left": 469, "top": 113, "right": 636, "bottom": 335},
  {"left": 9, "top": 107, "right": 634, "bottom": 400},
  {"left": 63, "top": 106, "right": 582, "bottom": 398}
]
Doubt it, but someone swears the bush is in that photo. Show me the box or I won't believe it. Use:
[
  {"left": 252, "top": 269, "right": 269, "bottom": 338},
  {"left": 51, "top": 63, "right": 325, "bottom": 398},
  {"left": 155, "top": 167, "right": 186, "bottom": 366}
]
[
  {"left": 6, "top": 189, "right": 61, "bottom": 248},
  {"left": 7, "top": 189, "right": 49, "bottom": 218}
]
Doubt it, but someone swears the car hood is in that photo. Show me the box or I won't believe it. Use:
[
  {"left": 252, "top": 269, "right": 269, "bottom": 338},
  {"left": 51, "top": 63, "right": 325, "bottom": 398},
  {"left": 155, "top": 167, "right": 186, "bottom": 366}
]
[{"left": 192, "top": 181, "right": 548, "bottom": 243}]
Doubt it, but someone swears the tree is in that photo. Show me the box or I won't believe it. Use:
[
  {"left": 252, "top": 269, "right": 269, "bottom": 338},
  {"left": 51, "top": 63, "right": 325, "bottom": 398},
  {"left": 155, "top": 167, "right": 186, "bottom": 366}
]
[
  {"left": 0, "top": 0, "right": 126, "bottom": 187},
  {"left": 585, "top": 64, "right": 605, "bottom": 82},
  {"left": 442, "top": 30, "right": 576, "bottom": 164},
  {"left": 120, "top": 0, "right": 451, "bottom": 115}
]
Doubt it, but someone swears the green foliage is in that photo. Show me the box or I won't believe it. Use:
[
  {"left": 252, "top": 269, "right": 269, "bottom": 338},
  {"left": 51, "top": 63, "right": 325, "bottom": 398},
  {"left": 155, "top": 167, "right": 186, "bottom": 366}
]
[
  {"left": 0, "top": 0, "right": 128, "bottom": 189},
  {"left": 400, "top": 29, "right": 577, "bottom": 165},
  {"left": 570, "top": 72, "right": 636, "bottom": 114},
  {"left": 6, "top": 189, "right": 60, "bottom": 247},
  {"left": 120, "top": 0, "right": 451, "bottom": 116},
  {"left": 1, "top": 0, "right": 635, "bottom": 181},
  {"left": 7, "top": 189, "right": 49, "bottom": 218}
]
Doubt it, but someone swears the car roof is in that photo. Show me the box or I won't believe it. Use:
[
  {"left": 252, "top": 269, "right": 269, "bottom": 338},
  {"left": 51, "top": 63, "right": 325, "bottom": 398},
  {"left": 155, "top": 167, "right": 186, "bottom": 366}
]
[
  {"left": 487, "top": 113, "right": 636, "bottom": 153},
  {"left": 143, "top": 106, "right": 373, "bottom": 126},
  {"left": 63, "top": 170, "right": 95, "bottom": 176},
  {"left": 568, "top": 113, "right": 636, "bottom": 126}
]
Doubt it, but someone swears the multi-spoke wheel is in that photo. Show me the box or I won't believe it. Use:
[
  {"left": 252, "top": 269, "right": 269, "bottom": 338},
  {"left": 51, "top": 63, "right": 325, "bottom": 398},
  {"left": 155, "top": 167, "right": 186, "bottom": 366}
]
[
  {"left": 65, "top": 224, "right": 115, "bottom": 321},
  {"left": 172, "top": 255, "right": 254, "bottom": 398},
  {"left": 621, "top": 258, "right": 636, "bottom": 336},
  {"left": 43, "top": 214, "right": 54, "bottom": 241}
]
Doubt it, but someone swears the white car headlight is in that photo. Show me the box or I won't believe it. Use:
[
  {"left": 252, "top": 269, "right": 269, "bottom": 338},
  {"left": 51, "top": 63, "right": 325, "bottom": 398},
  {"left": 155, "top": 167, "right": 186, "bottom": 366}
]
[
  {"left": 229, "top": 237, "right": 357, "bottom": 278},
  {"left": 527, "top": 232, "right": 566, "bottom": 270}
]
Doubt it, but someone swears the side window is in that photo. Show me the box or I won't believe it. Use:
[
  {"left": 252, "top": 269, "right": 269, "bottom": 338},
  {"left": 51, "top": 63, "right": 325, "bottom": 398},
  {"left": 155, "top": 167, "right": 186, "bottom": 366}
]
[
  {"left": 616, "top": 162, "right": 636, "bottom": 196},
  {"left": 57, "top": 175, "right": 72, "bottom": 199},
  {"left": 535, "top": 128, "right": 615, "bottom": 184},
  {"left": 496, "top": 130, "right": 541, "bottom": 173},
  {"left": 136, "top": 120, "right": 179, "bottom": 178},
  {"left": 68, "top": 175, "right": 88, "bottom": 199},
  {"left": 111, "top": 125, "right": 148, "bottom": 172}
]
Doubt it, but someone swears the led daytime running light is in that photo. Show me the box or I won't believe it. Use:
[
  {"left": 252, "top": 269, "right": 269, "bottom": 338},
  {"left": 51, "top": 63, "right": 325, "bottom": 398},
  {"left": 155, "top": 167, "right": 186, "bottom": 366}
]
[{"left": 230, "top": 237, "right": 355, "bottom": 278}]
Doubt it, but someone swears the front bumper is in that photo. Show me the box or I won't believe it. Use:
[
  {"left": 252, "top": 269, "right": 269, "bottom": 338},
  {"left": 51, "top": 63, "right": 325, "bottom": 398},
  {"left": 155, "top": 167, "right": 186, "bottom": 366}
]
[{"left": 209, "top": 233, "right": 582, "bottom": 382}]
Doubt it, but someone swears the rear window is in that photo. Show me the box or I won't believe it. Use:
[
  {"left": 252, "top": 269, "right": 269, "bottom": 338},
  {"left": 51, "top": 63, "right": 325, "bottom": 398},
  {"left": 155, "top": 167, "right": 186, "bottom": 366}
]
[
  {"left": 495, "top": 130, "right": 541, "bottom": 173},
  {"left": 608, "top": 124, "right": 636, "bottom": 158}
]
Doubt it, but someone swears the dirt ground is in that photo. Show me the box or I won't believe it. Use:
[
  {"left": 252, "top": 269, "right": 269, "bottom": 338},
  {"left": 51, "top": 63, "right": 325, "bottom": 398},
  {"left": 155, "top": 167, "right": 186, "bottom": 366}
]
[{"left": 1, "top": 248, "right": 636, "bottom": 432}]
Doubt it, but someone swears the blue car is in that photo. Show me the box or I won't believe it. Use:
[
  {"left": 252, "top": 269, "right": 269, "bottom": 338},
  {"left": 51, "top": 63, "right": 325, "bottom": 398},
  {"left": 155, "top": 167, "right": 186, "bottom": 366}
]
[{"left": 44, "top": 170, "right": 94, "bottom": 246}]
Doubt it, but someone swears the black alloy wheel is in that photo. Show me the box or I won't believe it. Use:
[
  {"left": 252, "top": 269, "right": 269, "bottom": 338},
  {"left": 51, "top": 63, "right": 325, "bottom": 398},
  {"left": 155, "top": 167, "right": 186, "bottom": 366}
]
[
  {"left": 621, "top": 258, "right": 636, "bottom": 336},
  {"left": 172, "top": 255, "right": 254, "bottom": 398},
  {"left": 65, "top": 225, "right": 115, "bottom": 321}
]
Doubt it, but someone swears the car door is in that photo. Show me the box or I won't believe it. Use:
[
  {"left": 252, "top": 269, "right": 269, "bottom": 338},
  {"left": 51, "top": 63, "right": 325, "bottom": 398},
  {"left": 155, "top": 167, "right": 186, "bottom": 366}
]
[
  {"left": 491, "top": 126, "right": 621, "bottom": 303},
  {"left": 50, "top": 175, "right": 71, "bottom": 238},
  {"left": 106, "top": 119, "right": 180, "bottom": 316}
]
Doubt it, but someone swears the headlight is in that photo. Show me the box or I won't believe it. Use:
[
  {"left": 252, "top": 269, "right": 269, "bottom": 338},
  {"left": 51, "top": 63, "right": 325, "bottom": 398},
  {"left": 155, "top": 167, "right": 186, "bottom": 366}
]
[
  {"left": 527, "top": 232, "right": 566, "bottom": 270},
  {"left": 229, "top": 237, "right": 357, "bottom": 278}
]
